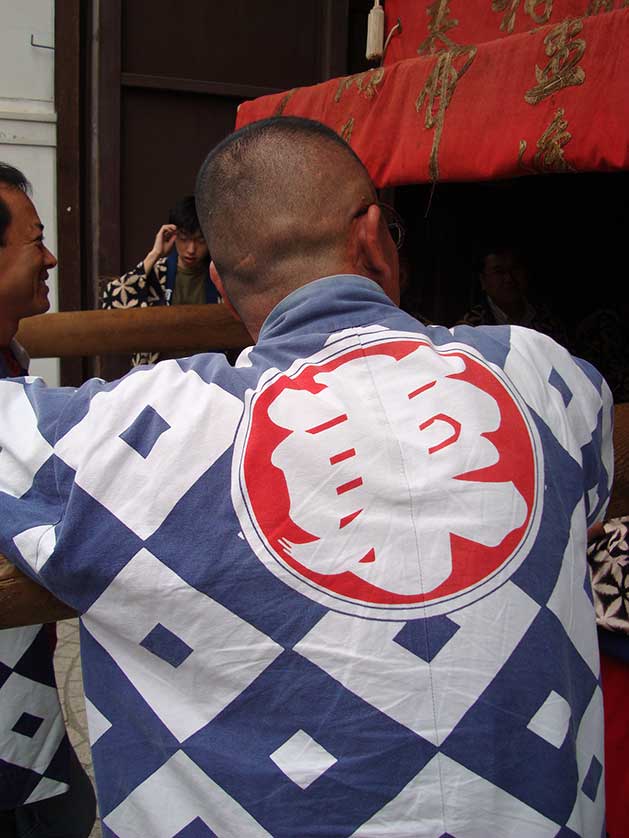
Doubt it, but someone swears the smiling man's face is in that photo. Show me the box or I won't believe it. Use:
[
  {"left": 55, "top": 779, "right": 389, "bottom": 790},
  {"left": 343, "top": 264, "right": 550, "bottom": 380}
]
[{"left": 0, "top": 187, "right": 57, "bottom": 332}]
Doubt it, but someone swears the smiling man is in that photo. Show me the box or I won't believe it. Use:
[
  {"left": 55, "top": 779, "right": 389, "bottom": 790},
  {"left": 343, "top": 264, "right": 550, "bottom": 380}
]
[
  {"left": 0, "top": 163, "right": 96, "bottom": 837},
  {"left": 0, "top": 163, "right": 56, "bottom": 376}
]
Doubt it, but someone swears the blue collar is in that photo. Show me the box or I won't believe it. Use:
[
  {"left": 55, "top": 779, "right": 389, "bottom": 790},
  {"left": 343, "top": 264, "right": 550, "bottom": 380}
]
[{"left": 259, "top": 275, "right": 394, "bottom": 341}]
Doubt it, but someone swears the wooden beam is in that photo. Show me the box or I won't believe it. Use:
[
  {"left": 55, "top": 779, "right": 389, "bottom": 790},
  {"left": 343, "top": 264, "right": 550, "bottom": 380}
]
[
  {"left": 0, "top": 555, "right": 77, "bottom": 628},
  {"left": 121, "top": 72, "right": 282, "bottom": 101},
  {"left": 16, "top": 305, "right": 252, "bottom": 358}
]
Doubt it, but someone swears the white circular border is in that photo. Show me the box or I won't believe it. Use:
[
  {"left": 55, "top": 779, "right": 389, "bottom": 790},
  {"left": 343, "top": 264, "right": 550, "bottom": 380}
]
[{"left": 232, "top": 329, "right": 544, "bottom": 620}]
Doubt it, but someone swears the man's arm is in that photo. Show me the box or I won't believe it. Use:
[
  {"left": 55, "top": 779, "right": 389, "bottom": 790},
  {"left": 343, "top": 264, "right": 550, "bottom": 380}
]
[{"left": 101, "top": 224, "right": 176, "bottom": 310}]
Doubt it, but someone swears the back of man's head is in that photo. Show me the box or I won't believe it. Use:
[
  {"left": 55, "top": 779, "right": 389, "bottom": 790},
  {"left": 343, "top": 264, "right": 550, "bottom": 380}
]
[
  {"left": 195, "top": 117, "right": 375, "bottom": 309},
  {"left": 0, "top": 163, "right": 30, "bottom": 247}
]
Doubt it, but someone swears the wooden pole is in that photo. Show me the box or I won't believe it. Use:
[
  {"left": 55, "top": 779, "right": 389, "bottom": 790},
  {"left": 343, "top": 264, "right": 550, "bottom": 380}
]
[
  {"left": 16, "top": 305, "right": 251, "bottom": 358},
  {"left": 0, "top": 555, "right": 77, "bottom": 628}
]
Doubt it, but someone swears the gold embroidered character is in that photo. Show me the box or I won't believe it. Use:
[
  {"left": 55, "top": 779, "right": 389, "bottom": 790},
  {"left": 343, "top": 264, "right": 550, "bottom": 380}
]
[{"left": 524, "top": 18, "right": 586, "bottom": 105}]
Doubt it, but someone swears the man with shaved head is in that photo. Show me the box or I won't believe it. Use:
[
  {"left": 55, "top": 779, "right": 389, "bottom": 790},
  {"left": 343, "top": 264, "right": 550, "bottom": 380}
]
[
  {"left": 195, "top": 117, "right": 399, "bottom": 337},
  {"left": 0, "top": 118, "right": 613, "bottom": 836}
]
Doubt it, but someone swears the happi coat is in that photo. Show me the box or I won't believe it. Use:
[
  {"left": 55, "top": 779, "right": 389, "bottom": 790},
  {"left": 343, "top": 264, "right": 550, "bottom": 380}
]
[
  {"left": 0, "top": 275, "right": 613, "bottom": 837},
  {"left": 0, "top": 340, "right": 72, "bottom": 811}
]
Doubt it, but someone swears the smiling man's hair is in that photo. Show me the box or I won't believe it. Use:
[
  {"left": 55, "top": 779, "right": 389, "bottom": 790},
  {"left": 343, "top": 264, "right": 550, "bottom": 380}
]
[{"left": 0, "top": 163, "right": 30, "bottom": 247}]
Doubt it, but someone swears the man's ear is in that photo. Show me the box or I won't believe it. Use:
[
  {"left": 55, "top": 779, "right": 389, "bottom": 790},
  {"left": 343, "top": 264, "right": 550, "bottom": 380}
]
[
  {"left": 353, "top": 204, "right": 400, "bottom": 304},
  {"left": 210, "top": 261, "right": 241, "bottom": 322}
]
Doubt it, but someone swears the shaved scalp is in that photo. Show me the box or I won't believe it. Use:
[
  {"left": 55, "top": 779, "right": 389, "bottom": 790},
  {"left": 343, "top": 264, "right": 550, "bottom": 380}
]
[{"left": 195, "top": 117, "right": 375, "bottom": 308}]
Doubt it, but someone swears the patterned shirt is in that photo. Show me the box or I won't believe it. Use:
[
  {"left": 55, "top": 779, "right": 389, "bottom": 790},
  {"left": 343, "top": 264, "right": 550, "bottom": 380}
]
[
  {"left": 0, "top": 340, "right": 71, "bottom": 809},
  {"left": 0, "top": 276, "right": 613, "bottom": 836}
]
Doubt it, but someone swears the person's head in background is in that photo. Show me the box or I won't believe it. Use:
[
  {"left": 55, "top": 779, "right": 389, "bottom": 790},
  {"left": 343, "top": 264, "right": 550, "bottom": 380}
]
[
  {"left": 479, "top": 245, "right": 528, "bottom": 320},
  {"left": 0, "top": 162, "right": 57, "bottom": 345},
  {"left": 168, "top": 195, "right": 210, "bottom": 272}
]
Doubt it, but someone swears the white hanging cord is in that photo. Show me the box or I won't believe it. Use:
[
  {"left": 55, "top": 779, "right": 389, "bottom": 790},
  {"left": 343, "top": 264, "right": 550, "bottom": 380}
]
[{"left": 382, "top": 18, "right": 403, "bottom": 61}]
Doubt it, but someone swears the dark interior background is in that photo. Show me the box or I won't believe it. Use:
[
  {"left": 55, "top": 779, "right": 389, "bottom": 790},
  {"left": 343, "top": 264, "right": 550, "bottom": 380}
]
[{"left": 395, "top": 171, "right": 628, "bottom": 401}]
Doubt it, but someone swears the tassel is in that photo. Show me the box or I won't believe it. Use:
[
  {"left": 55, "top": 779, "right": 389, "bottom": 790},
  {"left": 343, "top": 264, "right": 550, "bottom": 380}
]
[{"left": 366, "top": 0, "right": 385, "bottom": 62}]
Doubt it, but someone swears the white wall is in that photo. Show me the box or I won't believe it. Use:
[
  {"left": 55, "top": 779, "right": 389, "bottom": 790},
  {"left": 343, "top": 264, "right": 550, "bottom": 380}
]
[{"left": 0, "top": 0, "right": 58, "bottom": 385}]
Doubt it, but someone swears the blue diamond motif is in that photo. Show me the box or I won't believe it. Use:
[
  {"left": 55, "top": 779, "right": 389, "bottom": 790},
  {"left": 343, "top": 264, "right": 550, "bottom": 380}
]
[
  {"left": 119, "top": 405, "right": 171, "bottom": 459},
  {"left": 174, "top": 817, "right": 217, "bottom": 837},
  {"left": 581, "top": 755, "right": 602, "bottom": 801},
  {"left": 140, "top": 623, "right": 193, "bottom": 668},
  {"left": 394, "top": 616, "right": 460, "bottom": 662},
  {"left": 12, "top": 711, "right": 44, "bottom": 738},
  {"left": 548, "top": 368, "right": 573, "bottom": 408}
]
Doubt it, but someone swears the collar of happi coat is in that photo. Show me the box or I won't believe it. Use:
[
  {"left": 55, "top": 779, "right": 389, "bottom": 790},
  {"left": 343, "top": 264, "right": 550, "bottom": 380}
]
[{"left": 259, "top": 274, "right": 396, "bottom": 343}]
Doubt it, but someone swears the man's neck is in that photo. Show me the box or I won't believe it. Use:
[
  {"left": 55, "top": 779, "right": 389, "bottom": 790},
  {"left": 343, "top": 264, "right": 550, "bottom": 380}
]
[{"left": 0, "top": 319, "right": 17, "bottom": 350}]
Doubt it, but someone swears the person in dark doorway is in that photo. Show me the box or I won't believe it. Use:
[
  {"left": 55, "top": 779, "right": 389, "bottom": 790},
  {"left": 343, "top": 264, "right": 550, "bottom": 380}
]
[
  {"left": 459, "top": 244, "right": 568, "bottom": 346},
  {"left": 0, "top": 162, "right": 96, "bottom": 838},
  {"left": 0, "top": 120, "right": 612, "bottom": 836},
  {"left": 102, "top": 195, "right": 220, "bottom": 365}
]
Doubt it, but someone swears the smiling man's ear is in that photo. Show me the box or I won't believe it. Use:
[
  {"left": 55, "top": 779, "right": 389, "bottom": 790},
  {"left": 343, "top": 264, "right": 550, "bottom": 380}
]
[
  {"left": 210, "top": 261, "right": 241, "bottom": 322},
  {"left": 352, "top": 204, "right": 400, "bottom": 305}
]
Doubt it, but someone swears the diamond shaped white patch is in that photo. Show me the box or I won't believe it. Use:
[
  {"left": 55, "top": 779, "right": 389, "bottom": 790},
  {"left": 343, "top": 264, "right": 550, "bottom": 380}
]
[
  {"left": 270, "top": 729, "right": 337, "bottom": 789},
  {"left": 13, "top": 524, "right": 57, "bottom": 572},
  {"left": 527, "top": 690, "right": 571, "bottom": 749},
  {"left": 83, "top": 549, "right": 282, "bottom": 742},
  {"left": 85, "top": 697, "right": 112, "bottom": 746},
  {"left": 54, "top": 362, "right": 243, "bottom": 539}
]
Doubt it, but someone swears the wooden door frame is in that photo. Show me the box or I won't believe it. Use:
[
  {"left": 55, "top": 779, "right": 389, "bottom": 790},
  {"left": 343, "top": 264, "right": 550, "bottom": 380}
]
[{"left": 55, "top": 0, "right": 354, "bottom": 384}]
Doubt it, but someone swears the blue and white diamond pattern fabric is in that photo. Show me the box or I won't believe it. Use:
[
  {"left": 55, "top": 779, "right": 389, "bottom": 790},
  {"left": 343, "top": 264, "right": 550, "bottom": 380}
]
[
  {"left": 0, "top": 625, "right": 68, "bottom": 806},
  {"left": 104, "top": 750, "right": 272, "bottom": 838},
  {"left": 0, "top": 380, "right": 53, "bottom": 498},
  {"left": 0, "top": 281, "right": 614, "bottom": 836},
  {"left": 84, "top": 697, "right": 112, "bottom": 746},
  {"left": 564, "top": 686, "right": 605, "bottom": 837},
  {"left": 546, "top": 501, "right": 600, "bottom": 676},
  {"left": 526, "top": 690, "right": 572, "bottom": 749},
  {"left": 54, "top": 362, "right": 243, "bottom": 540},
  {"left": 83, "top": 548, "right": 283, "bottom": 743},
  {"left": 13, "top": 523, "right": 57, "bottom": 572},
  {"left": 269, "top": 729, "right": 338, "bottom": 790},
  {"left": 504, "top": 329, "right": 609, "bottom": 475},
  {"left": 352, "top": 752, "right": 563, "bottom": 837},
  {"left": 294, "top": 581, "right": 539, "bottom": 745}
]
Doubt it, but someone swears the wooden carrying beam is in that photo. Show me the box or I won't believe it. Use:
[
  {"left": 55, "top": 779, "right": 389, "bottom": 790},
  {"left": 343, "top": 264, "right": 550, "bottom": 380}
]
[
  {"left": 16, "top": 305, "right": 251, "bottom": 358},
  {"left": 0, "top": 555, "right": 77, "bottom": 629}
]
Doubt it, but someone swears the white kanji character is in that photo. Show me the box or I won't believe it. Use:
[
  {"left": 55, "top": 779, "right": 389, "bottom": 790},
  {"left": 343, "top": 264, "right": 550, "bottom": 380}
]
[{"left": 269, "top": 348, "right": 527, "bottom": 595}]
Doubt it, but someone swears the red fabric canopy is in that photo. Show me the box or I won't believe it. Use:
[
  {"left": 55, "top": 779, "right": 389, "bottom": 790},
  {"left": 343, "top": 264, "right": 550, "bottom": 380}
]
[{"left": 236, "top": 3, "right": 629, "bottom": 187}]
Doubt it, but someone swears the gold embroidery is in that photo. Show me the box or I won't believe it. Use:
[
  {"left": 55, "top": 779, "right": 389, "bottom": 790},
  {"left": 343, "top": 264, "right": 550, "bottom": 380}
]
[
  {"left": 492, "top": 0, "right": 553, "bottom": 34},
  {"left": 418, "top": 0, "right": 460, "bottom": 54},
  {"left": 524, "top": 18, "right": 586, "bottom": 105},
  {"left": 274, "top": 90, "right": 296, "bottom": 117},
  {"left": 416, "top": 46, "right": 477, "bottom": 180},
  {"left": 334, "top": 68, "right": 385, "bottom": 104},
  {"left": 518, "top": 108, "right": 576, "bottom": 172},
  {"left": 587, "top": 0, "right": 614, "bottom": 12},
  {"left": 340, "top": 118, "right": 355, "bottom": 144}
]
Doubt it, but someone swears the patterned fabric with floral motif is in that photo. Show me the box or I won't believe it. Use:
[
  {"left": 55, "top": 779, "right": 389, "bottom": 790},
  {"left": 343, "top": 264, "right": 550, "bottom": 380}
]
[
  {"left": 588, "top": 516, "right": 629, "bottom": 634},
  {"left": 101, "top": 260, "right": 167, "bottom": 367}
]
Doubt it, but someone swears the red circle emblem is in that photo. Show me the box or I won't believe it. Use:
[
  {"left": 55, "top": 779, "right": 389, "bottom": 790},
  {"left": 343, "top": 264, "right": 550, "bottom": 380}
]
[{"left": 235, "top": 335, "right": 540, "bottom": 619}]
